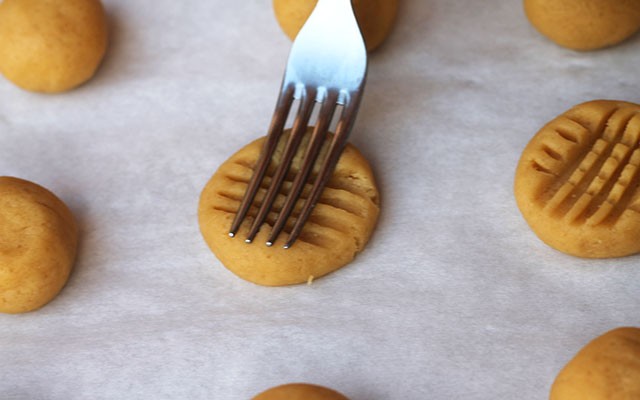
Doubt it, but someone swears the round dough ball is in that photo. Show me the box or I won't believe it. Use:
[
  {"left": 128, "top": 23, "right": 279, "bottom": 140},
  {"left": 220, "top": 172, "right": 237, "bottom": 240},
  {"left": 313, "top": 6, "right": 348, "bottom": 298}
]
[
  {"left": 253, "top": 383, "right": 349, "bottom": 400},
  {"left": 198, "top": 129, "right": 380, "bottom": 286},
  {"left": 515, "top": 100, "right": 640, "bottom": 258},
  {"left": 0, "top": 177, "right": 78, "bottom": 313},
  {"left": 0, "top": 0, "right": 108, "bottom": 93},
  {"left": 550, "top": 327, "right": 640, "bottom": 399},
  {"left": 524, "top": 0, "right": 640, "bottom": 50},
  {"left": 273, "top": 0, "right": 399, "bottom": 52}
]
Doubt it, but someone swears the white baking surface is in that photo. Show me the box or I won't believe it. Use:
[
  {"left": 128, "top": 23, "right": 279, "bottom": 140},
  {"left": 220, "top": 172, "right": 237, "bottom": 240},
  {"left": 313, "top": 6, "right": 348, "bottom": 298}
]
[{"left": 1, "top": 1, "right": 639, "bottom": 399}]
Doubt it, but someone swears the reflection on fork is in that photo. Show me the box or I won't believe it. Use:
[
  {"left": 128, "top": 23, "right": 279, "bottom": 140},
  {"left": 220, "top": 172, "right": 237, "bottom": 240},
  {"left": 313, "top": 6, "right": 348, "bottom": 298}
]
[{"left": 229, "top": 0, "right": 368, "bottom": 248}]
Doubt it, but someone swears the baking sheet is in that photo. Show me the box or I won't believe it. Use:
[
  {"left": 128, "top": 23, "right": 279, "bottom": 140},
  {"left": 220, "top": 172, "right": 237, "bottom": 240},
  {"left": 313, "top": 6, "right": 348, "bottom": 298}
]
[{"left": 1, "top": 1, "right": 640, "bottom": 399}]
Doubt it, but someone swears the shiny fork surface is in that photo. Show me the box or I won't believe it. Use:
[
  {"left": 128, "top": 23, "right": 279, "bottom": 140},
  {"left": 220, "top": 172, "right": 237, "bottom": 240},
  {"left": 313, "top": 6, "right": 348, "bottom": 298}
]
[{"left": 229, "top": 0, "right": 368, "bottom": 248}]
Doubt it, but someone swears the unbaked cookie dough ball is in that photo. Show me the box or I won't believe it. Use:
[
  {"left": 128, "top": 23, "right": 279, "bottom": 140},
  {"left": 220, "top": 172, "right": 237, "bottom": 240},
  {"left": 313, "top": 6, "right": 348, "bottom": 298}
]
[
  {"left": 524, "top": 0, "right": 640, "bottom": 50},
  {"left": 0, "top": 177, "right": 78, "bottom": 313},
  {"left": 550, "top": 327, "right": 640, "bottom": 399},
  {"left": 198, "top": 128, "right": 380, "bottom": 286},
  {"left": 273, "top": 0, "right": 399, "bottom": 52},
  {"left": 0, "top": 0, "right": 109, "bottom": 93},
  {"left": 253, "top": 383, "right": 349, "bottom": 400}
]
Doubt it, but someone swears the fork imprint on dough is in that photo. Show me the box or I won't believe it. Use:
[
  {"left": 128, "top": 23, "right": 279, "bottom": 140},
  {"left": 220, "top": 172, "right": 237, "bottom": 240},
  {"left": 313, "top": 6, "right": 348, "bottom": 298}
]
[
  {"left": 515, "top": 100, "right": 640, "bottom": 258},
  {"left": 209, "top": 131, "right": 377, "bottom": 249},
  {"left": 532, "top": 104, "right": 640, "bottom": 226},
  {"left": 197, "top": 129, "right": 379, "bottom": 285}
]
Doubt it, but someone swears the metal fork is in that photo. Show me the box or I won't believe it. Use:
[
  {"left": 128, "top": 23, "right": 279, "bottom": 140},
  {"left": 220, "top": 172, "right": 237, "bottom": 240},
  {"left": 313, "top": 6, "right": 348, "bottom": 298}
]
[{"left": 228, "top": 0, "right": 368, "bottom": 249}]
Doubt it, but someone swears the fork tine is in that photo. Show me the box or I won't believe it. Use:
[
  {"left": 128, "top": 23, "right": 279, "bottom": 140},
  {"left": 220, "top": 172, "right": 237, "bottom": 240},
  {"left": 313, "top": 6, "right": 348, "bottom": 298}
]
[
  {"left": 228, "top": 84, "right": 296, "bottom": 237},
  {"left": 244, "top": 87, "right": 317, "bottom": 243},
  {"left": 265, "top": 90, "right": 339, "bottom": 246},
  {"left": 283, "top": 98, "right": 359, "bottom": 249}
]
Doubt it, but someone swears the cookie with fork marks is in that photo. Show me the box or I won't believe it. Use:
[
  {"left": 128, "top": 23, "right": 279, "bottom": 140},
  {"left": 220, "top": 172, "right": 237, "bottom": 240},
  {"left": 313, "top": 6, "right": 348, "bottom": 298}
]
[
  {"left": 515, "top": 100, "right": 640, "bottom": 258},
  {"left": 198, "top": 128, "right": 380, "bottom": 286}
]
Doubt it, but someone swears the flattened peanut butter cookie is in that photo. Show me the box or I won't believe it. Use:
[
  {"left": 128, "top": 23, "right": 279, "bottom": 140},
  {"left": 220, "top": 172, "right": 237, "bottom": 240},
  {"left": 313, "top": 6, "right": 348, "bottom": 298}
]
[
  {"left": 198, "top": 129, "right": 380, "bottom": 286},
  {"left": 515, "top": 100, "right": 640, "bottom": 258}
]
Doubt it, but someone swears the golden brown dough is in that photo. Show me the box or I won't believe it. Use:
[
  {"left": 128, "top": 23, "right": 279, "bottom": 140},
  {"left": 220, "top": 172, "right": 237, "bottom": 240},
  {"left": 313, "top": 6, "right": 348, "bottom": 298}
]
[
  {"left": 0, "top": 177, "right": 78, "bottom": 313},
  {"left": 515, "top": 100, "right": 640, "bottom": 258},
  {"left": 524, "top": 0, "right": 640, "bottom": 51},
  {"left": 253, "top": 383, "right": 349, "bottom": 400},
  {"left": 272, "top": 0, "right": 399, "bottom": 52},
  {"left": 0, "top": 0, "right": 108, "bottom": 93},
  {"left": 550, "top": 327, "right": 640, "bottom": 399},
  {"left": 198, "top": 128, "right": 380, "bottom": 286}
]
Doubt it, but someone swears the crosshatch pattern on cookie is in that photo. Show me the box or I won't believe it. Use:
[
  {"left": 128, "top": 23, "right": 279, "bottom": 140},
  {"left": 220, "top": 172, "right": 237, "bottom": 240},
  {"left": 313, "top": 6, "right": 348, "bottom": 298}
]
[
  {"left": 198, "top": 130, "right": 380, "bottom": 285},
  {"left": 212, "top": 169, "right": 375, "bottom": 248},
  {"left": 528, "top": 102, "right": 640, "bottom": 227},
  {"left": 208, "top": 130, "right": 379, "bottom": 249}
]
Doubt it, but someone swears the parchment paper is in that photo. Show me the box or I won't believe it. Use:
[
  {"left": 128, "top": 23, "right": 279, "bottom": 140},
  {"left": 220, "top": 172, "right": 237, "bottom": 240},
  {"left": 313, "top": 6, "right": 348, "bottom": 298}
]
[{"left": 1, "top": 1, "right": 639, "bottom": 399}]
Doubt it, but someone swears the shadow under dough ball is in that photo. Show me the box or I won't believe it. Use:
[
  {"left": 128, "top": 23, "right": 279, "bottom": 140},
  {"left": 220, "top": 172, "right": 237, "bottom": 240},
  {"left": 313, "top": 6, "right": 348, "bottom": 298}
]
[
  {"left": 524, "top": 0, "right": 640, "bottom": 50},
  {"left": 273, "top": 0, "right": 399, "bottom": 51},
  {"left": 0, "top": 0, "right": 108, "bottom": 93},
  {"left": 0, "top": 177, "right": 78, "bottom": 314},
  {"left": 252, "top": 383, "right": 350, "bottom": 400}
]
